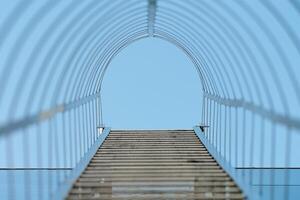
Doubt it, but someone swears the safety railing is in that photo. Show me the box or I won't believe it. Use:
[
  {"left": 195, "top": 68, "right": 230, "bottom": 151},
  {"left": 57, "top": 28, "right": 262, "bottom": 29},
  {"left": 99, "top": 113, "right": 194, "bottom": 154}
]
[{"left": 0, "top": 93, "right": 105, "bottom": 199}]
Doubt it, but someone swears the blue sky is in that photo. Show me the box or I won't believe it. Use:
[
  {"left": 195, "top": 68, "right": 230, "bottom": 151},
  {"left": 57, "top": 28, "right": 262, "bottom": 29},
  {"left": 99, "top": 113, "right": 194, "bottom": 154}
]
[{"left": 101, "top": 37, "right": 202, "bottom": 129}]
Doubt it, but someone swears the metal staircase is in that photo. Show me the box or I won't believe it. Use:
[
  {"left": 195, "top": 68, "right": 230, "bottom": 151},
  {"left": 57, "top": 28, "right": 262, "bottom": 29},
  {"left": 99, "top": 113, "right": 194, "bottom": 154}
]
[{"left": 66, "top": 130, "right": 244, "bottom": 200}]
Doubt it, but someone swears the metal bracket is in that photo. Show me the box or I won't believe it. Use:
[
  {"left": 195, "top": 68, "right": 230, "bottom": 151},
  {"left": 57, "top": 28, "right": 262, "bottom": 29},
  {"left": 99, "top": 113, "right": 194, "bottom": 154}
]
[
  {"left": 198, "top": 124, "right": 210, "bottom": 132},
  {"left": 97, "top": 124, "right": 105, "bottom": 134}
]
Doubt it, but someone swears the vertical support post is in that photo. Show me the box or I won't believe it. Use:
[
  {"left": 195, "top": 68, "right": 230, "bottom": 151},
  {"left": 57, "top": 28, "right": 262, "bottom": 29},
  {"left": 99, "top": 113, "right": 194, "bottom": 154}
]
[
  {"left": 96, "top": 94, "right": 100, "bottom": 127},
  {"left": 148, "top": 0, "right": 157, "bottom": 37},
  {"left": 96, "top": 94, "right": 104, "bottom": 134}
]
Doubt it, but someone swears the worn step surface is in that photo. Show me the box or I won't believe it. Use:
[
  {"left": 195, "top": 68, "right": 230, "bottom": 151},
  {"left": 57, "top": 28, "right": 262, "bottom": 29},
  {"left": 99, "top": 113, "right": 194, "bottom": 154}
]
[{"left": 67, "top": 130, "right": 244, "bottom": 200}]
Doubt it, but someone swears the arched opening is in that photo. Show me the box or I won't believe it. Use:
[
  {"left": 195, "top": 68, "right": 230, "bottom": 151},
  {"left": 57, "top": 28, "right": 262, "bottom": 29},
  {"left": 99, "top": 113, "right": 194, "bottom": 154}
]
[{"left": 101, "top": 37, "right": 202, "bottom": 129}]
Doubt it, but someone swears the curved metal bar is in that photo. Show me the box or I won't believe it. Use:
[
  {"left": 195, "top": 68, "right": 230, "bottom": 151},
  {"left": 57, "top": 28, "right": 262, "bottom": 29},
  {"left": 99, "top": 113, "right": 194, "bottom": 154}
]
[
  {"left": 77, "top": 19, "right": 148, "bottom": 99},
  {"left": 49, "top": 1, "right": 138, "bottom": 104},
  {"left": 55, "top": 13, "right": 147, "bottom": 104},
  {"left": 158, "top": 4, "right": 254, "bottom": 102},
  {"left": 186, "top": 0, "right": 265, "bottom": 106},
  {"left": 0, "top": 1, "right": 33, "bottom": 102},
  {"left": 227, "top": 1, "right": 290, "bottom": 113},
  {"left": 156, "top": 11, "right": 237, "bottom": 98},
  {"left": 61, "top": 9, "right": 146, "bottom": 100},
  {"left": 87, "top": 22, "right": 209, "bottom": 94},
  {"left": 154, "top": 20, "right": 218, "bottom": 95},
  {"left": 5, "top": 1, "right": 60, "bottom": 118},
  {"left": 154, "top": 10, "right": 227, "bottom": 97},
  {"left": 155, "top": 11, "right": 234, "bottom": 99},
  {"left": 152, "top": 26, "right": 216, "bottom": 95},
  {"left": 50, "top": 2, "right": 144, "bottom": 105},
  {"left": 56, "top": 5, "right": 146, "bottom": 103},
  {"left": 90, "top": 31, "right": 149, "bottom": 95},
  {"left": 195, "top": 0, "right": 276, "bottom": 110},
  {"left": 5, "top": 0, "right": 88, "bottom": 120},
  {"left": 290, "top": 0, "right": 300, "bottom": 13},
  {"left": 95, "top": 30, "right": 207, "bottom": 94},
  {"left": 260, "top": 1, "right": 300, "bottom": 104},
  {"left": 157, "top": 4, "right": 241, "bottom": 100},
  {"left": 36, "top": 1, "right": 141, "bottom": 109},
  {"left": 68, "top": 17, "right": 147, "bottom": 100},
  {"left": 156, "top": 30, "right": 227, "bottom": 98},
  {"left": 83, "top": 28, "right": 149, "bottom": 98},
  {"left": 20, "top": 0, "right": 103, "bottom": 113}
]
